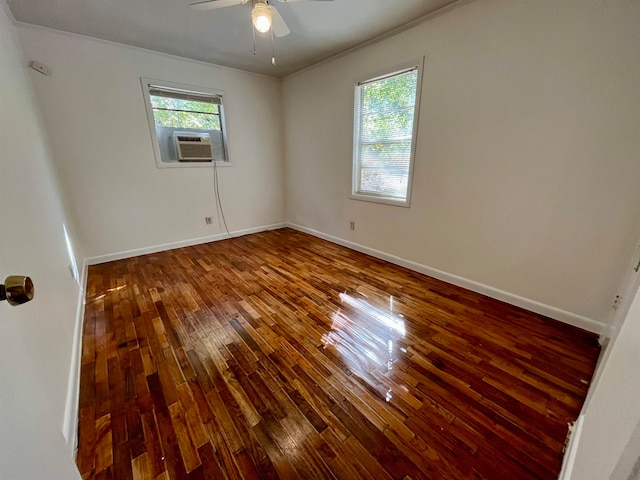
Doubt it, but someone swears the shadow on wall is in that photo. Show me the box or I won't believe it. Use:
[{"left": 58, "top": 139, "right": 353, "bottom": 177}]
[{"left": 612, "top": 418, "right": 640, "bottom": 480}]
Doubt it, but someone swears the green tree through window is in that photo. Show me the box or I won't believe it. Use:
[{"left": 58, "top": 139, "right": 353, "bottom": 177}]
[{"left": 150, "top": 96, "right": 221, "bottom": 130}]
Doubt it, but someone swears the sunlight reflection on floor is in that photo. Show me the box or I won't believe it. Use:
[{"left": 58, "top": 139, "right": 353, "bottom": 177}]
[
  {"left": 321, "top": 292, "right": 406, "bottom": 402},
  {"left": 86, "top": 284, "right": 127, "bottom": 303}
]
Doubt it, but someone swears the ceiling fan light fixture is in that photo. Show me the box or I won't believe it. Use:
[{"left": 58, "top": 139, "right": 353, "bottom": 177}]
[{"left": 251, "top": 1, "right": 272, "bottom": 33}]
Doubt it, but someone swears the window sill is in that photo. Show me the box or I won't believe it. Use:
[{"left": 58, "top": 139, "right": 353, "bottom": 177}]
[
  {"left": 350, "top": 193, "right": 411, "bottom": 207},
  {"left": 155, "top": 161, "right": 234, "bottom": 169}
]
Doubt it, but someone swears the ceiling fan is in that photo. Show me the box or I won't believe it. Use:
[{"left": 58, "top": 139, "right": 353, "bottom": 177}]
[{"left": 190, "top": 0, "right": 333, "bottom": 38}]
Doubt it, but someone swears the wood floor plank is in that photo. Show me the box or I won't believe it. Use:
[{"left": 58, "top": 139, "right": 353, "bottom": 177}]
[{"left": 77, "top": 228, "right": 600, "bottom": 479}]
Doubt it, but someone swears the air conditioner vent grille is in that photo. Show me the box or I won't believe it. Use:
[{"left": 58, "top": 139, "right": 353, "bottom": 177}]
[{"left": 173, "top": 132, "right": 213, "bottom": 161}]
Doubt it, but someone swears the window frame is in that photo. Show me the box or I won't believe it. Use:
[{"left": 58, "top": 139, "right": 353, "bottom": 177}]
[
  {"left": 351, "top": 58, "right": 424, "bottom": 207},
  {"left": 141, "top": 77, "right": 232, "bottom": 169}
]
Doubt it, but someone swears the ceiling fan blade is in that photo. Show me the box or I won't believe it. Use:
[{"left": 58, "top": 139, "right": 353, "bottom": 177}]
[
  {"left": 277, "top": 0, "right": 333, "bottom": 2},
  {"left": 270, "top": 6, "right": 291, "bottom": 37},
  {"left": 190, "top": 0, "right": 244, "bottom": 11}
]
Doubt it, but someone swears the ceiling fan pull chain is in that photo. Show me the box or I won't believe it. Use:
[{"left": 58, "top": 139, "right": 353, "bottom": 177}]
[
  {"left": 271, "top": 26, "right": 276, "bottom": 66},
  {"left": 252, "top": 23, "right": 257, "bottom": 55}
]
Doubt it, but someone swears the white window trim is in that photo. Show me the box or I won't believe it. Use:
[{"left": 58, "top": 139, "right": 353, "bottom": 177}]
[
  {"left": 140, "top": 77, "right": 232, "bottom": 169},
  {"left": 350, "top": 57, "right": 424, "bottom": 207}
]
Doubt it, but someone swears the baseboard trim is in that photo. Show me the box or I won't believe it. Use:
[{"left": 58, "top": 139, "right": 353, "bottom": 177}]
[
  {"left": 558, "top": 414, "right": 585, "bottom": 480},
  {"left": 85, "top": 223, "right": 286, "bottom": 265},
  {"left": 62, "top": 260, "right": 88, "bottom": 456},
  {"left": 287, "top": 223, "right": 606, "bottom": 335}
]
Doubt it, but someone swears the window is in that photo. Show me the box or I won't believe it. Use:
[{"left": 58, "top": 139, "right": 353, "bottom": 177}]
[
  {"left": 352, "top": 62, "right": 422, "bottom": 206},
  {"left": 141, "top": 78, "right": 229, "bottom": 168}
]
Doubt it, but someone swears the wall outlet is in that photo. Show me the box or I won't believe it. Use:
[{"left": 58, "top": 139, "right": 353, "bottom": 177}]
[
  {"left": 205, "top": 217, "right": 213, "bottom": 225},
  {"left": 350, "top": 221, "right": 355, "bottom": 230}
]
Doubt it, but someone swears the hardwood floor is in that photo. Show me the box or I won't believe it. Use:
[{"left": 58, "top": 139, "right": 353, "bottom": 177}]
[{"left": 76, "top": 228, "right": 600, "bottom": 480}]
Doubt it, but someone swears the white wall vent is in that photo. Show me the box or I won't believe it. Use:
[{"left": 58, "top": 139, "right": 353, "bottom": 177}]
[{"left": 173, "top": 132, "right": 214, "bottom": 162}]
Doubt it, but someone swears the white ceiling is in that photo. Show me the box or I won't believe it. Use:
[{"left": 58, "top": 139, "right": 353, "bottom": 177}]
[{"left": 8, "top": 0, "right": 458, "bottom": 76}]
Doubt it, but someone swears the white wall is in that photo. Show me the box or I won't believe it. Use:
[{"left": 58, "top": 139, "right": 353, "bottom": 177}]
[
  {"left": 0, "top": 2, "right": 82, "bottom": 478},
  {"left": 17, "top": 24, "right": 286, "bottom": 259},
  {"left": 282, "top": 0, "right": 640, "bottom": 328},
  {"left": 611, "top": 418, "right": 640, "bottom": 480},
  {"left": 568, "top": 281, "right": 640, "bottom": 479}
]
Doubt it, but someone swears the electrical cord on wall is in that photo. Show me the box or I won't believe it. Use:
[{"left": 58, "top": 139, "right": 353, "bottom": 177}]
[
  {"left": 213, "top": 161, "right": 231, "bottom": 237},
  {"left": 213, "top": 163, "right": 223, "bottom": 233}
]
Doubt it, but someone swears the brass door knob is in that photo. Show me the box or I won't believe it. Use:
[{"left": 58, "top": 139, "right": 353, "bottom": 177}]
[{"left": 0, "top": 276, "right": 34, "bottom": 306}]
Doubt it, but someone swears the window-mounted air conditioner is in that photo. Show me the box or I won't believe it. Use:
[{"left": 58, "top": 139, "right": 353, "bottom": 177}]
[{"left": 173, "top": 132, "right": 214, "bottom": 162}]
